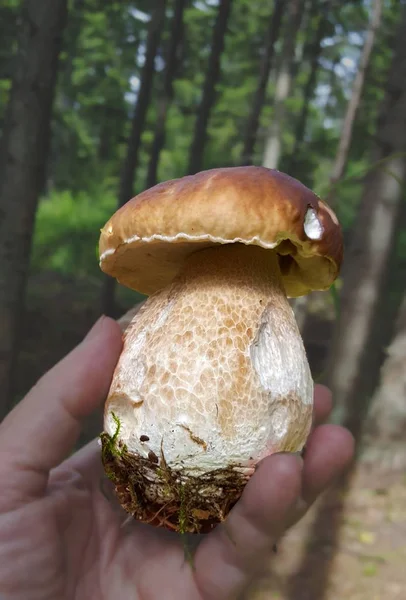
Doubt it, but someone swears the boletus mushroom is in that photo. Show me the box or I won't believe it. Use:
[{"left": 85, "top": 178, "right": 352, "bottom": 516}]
[{"left": 99, "top": 166, "right": 342, "bottom": 534}]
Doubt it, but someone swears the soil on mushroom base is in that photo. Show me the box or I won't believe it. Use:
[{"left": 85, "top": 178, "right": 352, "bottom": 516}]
[
  {"left": 16, "top": 271, "right": 406, "bottom": 600},
  {"left": 101, "top": 423, "right": 246, "bottom": 534}
]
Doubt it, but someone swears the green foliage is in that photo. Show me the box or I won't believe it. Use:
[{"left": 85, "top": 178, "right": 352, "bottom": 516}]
[
  {"left": 1, "top": 0, "right": 402, "bottom": 317},
  {"left": 51, "top": 1, "right": 146, "bottom": 190},
  {"left": 31, "top": 185, "right": 116, "bottom": 279},
  {"left": 31, "top": 184, "right": 144, "bottom": 309}
]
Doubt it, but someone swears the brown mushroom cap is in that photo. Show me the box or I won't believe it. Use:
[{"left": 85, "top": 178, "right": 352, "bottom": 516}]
[{"left": 99, "top": 166, "right": 343, "bottom": 297}]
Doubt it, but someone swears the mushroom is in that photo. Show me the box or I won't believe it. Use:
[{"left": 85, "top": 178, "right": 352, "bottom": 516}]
[{"left": 99, "top": 166, "right": 342, "bottom": 534}]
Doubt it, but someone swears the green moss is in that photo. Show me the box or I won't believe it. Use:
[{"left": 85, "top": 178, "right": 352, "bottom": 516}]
[
  {"left": 100, "top": 412, "right": 126, "bottom": 462},
  {"left": 178, "top": 484, "right": 188, "bottom": 534}
]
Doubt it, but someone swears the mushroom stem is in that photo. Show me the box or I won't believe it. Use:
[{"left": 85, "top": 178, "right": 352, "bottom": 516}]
[
  {"left": 103, "top": 242, "right": 313, "bottom": 532},
  {"left": 106, "top": 242, "right": 312, "bottom": 469},
  {"left": 178, "top": 243, "right": 286, "bottom": 300}
]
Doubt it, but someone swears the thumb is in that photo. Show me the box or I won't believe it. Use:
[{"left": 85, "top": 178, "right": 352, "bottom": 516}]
[{"left": 0, "top": 317, "right": 122, "bottom": 509}]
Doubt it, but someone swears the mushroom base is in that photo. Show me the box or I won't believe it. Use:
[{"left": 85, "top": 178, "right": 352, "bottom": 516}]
[{"left": 100, "top": 432, "right": 248, "bottom": 534}]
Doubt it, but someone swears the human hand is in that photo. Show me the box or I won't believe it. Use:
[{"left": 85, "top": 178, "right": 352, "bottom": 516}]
[{"left": 0, "top": 317, "right": 354, "bottom": 600}]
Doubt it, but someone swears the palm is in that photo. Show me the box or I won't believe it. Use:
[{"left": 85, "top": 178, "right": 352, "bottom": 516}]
[
  {"left": 0, "top": 449, "right": 194, "bottom": 599},
  {"left": 0, "top": 318, "right": 353, "bottom": 600},
  {"left": 52, "top": 448, "right": 203, "bottom": 599}
]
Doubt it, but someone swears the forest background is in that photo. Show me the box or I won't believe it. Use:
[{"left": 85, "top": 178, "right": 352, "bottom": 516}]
[{"left": 0, "top": 0, "right": 405, "bottom": 598}]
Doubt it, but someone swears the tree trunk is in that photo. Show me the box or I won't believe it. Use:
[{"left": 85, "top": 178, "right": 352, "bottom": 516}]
[
  {"left": 0, "top": 0, "right": 68, "bottom": 420},
  {"left": 292, "top": 0, "right": 382, "bottom": 329},
  {"left": 101, "top": 0, "right": 167, "bottom": 317},
  {"left": 326, "top": 0, "right": 382, "bottom": 204},
  {"left": 60, "top": 0, "right": 85, "bottom": 101},
  {"left": 186, "top": 0, "right": 232, "bottom": 175},
  {"left": 326, "top": 3, "right": 406, "bottom": 433},
  {"left": 0, "top": 1, "right": 19, "bottom": 84},
  {"left": 118, "top": 0, "right": 167, "bottom": 205},
  {"left": 286, "top": 0, "right": 331, "bottom": 175},
  {"left": 239, "top": 0, "right": 285, "bottom": 166},
  {"left": 363, "top": 292, "right": 406, "bottom": 469},
  {"left": 262, "top": 0, "right": 305, "bottom": 170},
  {"left": 145, "top": 0, "right": 186, "bottom": 188}
]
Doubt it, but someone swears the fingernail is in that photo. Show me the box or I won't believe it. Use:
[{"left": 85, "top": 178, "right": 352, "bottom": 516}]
[
  {"left": 277, "top": 451, "right": 304, "bottom": 469},
  {"left": 255, "top": 451, "right": 304, "bottom": 473},
  {"left": 85, "top": 315, "right": 107, "bottom": 341}
]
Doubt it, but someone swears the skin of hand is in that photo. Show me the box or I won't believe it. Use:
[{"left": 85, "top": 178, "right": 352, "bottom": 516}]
[{"left": 0, "top": 316, "right": 354, "bottom": 600}]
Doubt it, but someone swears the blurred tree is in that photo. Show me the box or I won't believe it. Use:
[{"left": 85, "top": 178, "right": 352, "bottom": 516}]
[
  {"left": 364, "top": 291, "right": 406, "bottom": 468},
  {"left": 146, "top": 0, "right": 186, "bottom": 188},
  {"left": 51, "top": 1, "right": 145, "bottom": 190},
  {"left": 327, "top": 2, "right": 406, "bottom": 433},
  {"left": 187, "top": 0, "right": 232, "bottom": 175},
  {"left": 0, "top": 0, "right": 19, "bottom": 128},
  {"left": 0, "top": 0, "right": 68, "bottom": 419},
  {"left": 117, "top": 2, "right": 167, "bottom": 206},
  {"left": 239, "top": 0, "right": 285, "bottom": 166},
  {"left": 327, "top": 0, "right": 383, "bottom": 204},
  {"left": 262, "top": 0, "right": 305, "bottom": 170},
  {"left": 292, "top": 0, "right": 383, "bottom": 330},
  {"left": 286, "top": 0, "right": 333, "bottom": 177},
  {"left": 101, "top": 0, "right": 167, "bottom": 317},
  {"left": 347, "top": 0, "right": 401, "bottom": 168}
]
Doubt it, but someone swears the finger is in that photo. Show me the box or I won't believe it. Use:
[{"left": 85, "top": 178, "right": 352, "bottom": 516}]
[
  {"left": 58, "top": 438, "right": 107, "bottom": 494},
  {"left": 282, "top": 423, "right": 355, "bottom": 535},
  {"left": 49, "top": 438, "right": 127, "bottom": 531},
  {"left": 0, "top": 316, "right": 122, "bottom": 507},
  {"left": 60, "top": 438, "right": 101, "bottom": 477},
  {"left": 301, "top": 424, "right": 355, "bottom": 505},
  {"left": 194, "top": 423, "right": 354, "bottom": 600},
  {"left": 312, "top": 384, "right": 333, "bottom": 427},
  {"left": 194, "top": 454, "right": 303, "bottom": 599}
]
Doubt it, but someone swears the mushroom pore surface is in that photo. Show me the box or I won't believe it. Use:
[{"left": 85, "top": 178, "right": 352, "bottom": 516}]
[{"left": 102, "top": 243, "right": 313, "bottom": 532}]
